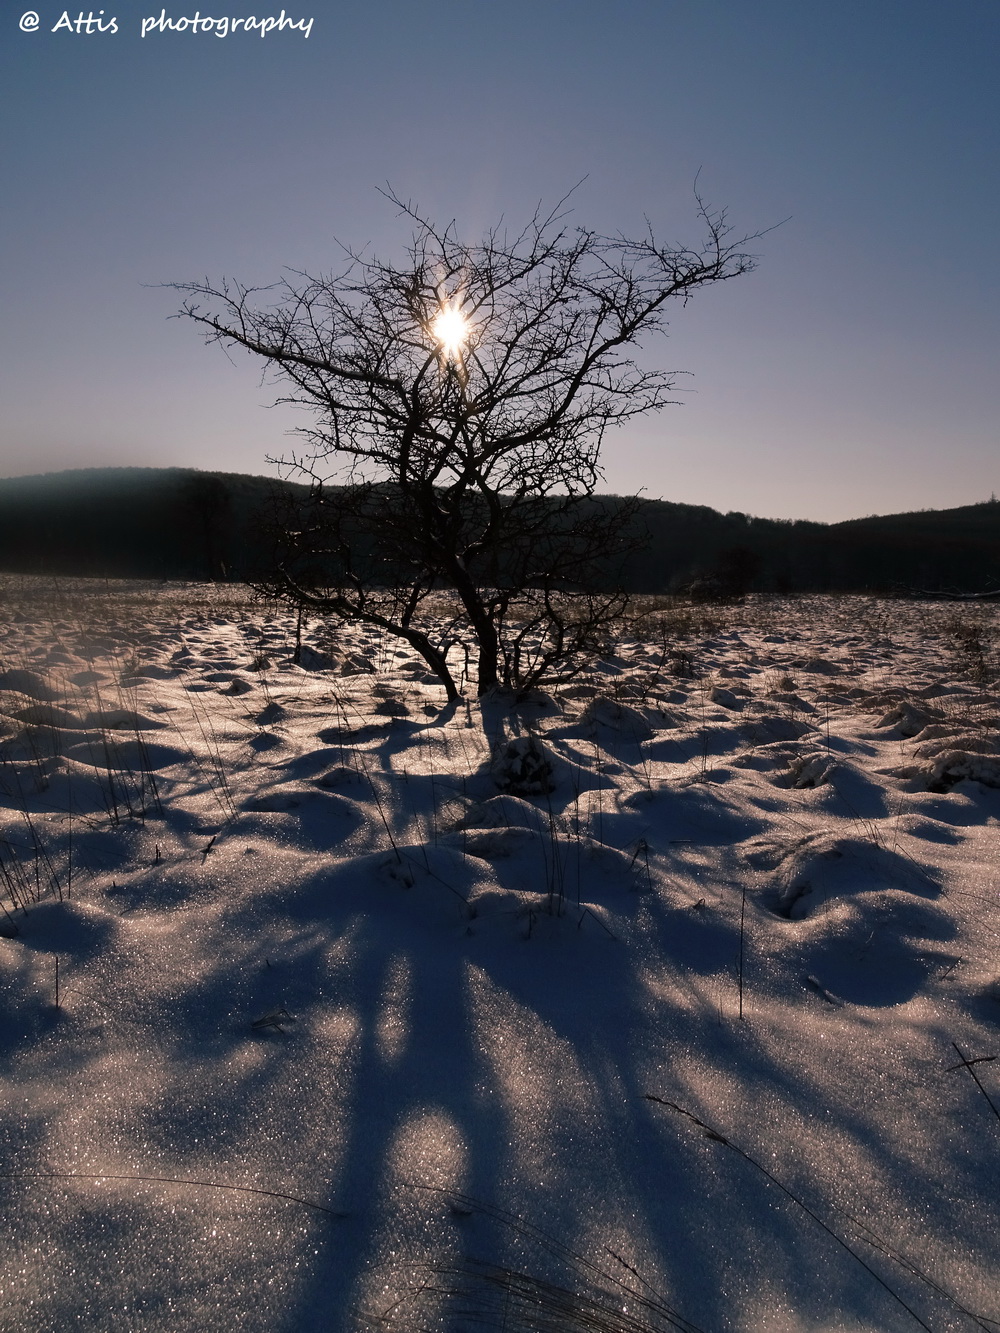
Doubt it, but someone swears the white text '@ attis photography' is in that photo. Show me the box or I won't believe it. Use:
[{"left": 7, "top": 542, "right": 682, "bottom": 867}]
[{"left": 26, "top": 9, "right": 315, "bottom": 37}]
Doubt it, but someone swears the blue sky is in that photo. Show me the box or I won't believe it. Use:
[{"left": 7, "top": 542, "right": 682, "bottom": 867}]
[{"left": 2, "top": 0, "right": 997, "bottom": 520}]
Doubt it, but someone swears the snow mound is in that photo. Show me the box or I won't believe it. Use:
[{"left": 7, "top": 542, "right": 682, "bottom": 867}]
[
  {"left": 730, "top": 740, "right": 803, "bottom": 773},
  {"left": 708, "top": 685, "right": 743, "bottom": 710},
  {"left": 373, "top": 697, "right": 410, "bottom": 717},
  {"left": 793, "top": 656, "right": 843, "bottom": 675},
  {"left": 799, "top": 896, "right": 953, "bottom": 1007},
  {"left": 739, "top": 713, "right": 814, "bottom": 745},
  {"left": 449, "top": 825, "right": 546, "bottom": 859},
  {"left": 314, "top": 764, "right": 364, "bottom": 789},
  {"left": 0, "top": 668, "right": 59, "bottom": 700},
  {"left": 11, "top": 703, "right": 88, "bottom": 729},
  {"left": 223, "top": 677, "right": 255, "bottom": 695},
  {"left": 68, "top": 669, "right": 106, "bottom": 685},
  {"left": 580, "top": 696, "right": 657, "bottom": 740},
  {"left": 457, "top": 794, "right": 562, "bottom": 834},
  {"left": 253, "top": 701, "right": 288, "bottom": 726},
  {"left": 558, "top": 682, "right": 601, "bottom": 700},
  {"left": 293, "top": 645, "right": 336, "bottom": 671},
  {"left": 120, "top": 663, "right": 177, "bottom": 680},
  {"left": 261, "top": 844, "right": 487, "bottom": 935},
  {"left": 912, "top": 731, "right": 1000, "bottom": 758},
  {"left": 619, "top": 779, "right": 767, "bottom": 846},
  {"left": 62, "top": 737, "right": 192, "bottom": 770},
  {"left": 875, "top": 701, "right": 944, "bottom": 736},
  {"left": 231, "top": 790, "right": 365, "bottom": 850},
  {"left": 83, "top": 708, "right": 167, "bottom": 730},
  {"left": 747, "top": 832, "right": 941, "bottom": 919},
  {"left": 468, "top": 888, "right": 618, "bottom": 941}
]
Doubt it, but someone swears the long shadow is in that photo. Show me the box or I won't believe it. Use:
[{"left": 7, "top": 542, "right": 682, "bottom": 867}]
[
  {"left": 6, "top": 672, "right": 997, "bottom": 1332},
  {"left": 257, "top": 703, "right": 1000, "bottom": 1325}
]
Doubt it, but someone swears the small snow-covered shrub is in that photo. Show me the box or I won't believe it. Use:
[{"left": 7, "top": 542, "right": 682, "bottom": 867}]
[
  {"left": 491, "top": 735, "right": 555, "bottom": 795},
  {"left": 780, "top": 751, "right": 838, "bottom": 789},
  {"left": 942, "top": 611, "right": 997, "bottom": 683},
  {"left": 893, "top": 749, "right": 1000, "bottom": 791},
  {"left": 875, "top": 701, "right": 944, "bottom": 737}
]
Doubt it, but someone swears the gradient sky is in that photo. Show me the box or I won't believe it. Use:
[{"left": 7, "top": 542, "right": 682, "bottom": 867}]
[{"left": 2, "top": 0, "right": 998, "bottom": 521}]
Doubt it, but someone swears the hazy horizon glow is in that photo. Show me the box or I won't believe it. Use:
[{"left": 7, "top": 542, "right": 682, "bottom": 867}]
[{"left": 2, "top": 1, "right": 998, "bottom": 523}]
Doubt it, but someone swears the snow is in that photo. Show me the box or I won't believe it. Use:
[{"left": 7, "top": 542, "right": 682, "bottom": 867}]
[{"left": 0, "top": 579, "right": 998, "bottom": 1331}]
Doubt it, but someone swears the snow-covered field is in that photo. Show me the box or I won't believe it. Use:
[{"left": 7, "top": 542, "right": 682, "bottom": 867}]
[{"left": 1, "top": 579, "right": 998, "bottom": 1333}]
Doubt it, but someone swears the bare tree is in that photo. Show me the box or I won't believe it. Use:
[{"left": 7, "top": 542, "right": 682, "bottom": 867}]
[{"left": 174, "top": 190, "right": 757, "bottom": 698}]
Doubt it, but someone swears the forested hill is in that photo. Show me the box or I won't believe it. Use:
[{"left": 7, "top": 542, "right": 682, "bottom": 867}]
[
  {"left": 0, "top": 468, "right": 302, "bottom": 583},
  {"left": 0, "top": 467, "right": 998, "bottom": 596},
  {"left": 621, "top": 499, "right": 1000, "bottom": 595}
]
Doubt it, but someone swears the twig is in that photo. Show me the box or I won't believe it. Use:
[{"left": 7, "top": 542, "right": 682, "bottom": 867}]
[
  {"left": 645, "top": 1095, "right": 940, "bottom": 1332},
  {"left": 948, "top": 1043, "right": 1000, "bottom": 1126}
]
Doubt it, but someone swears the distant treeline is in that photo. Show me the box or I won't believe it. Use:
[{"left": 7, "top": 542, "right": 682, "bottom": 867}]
[
  {"left": 0, "top": 469, "right": 295, "bottom": 583},
  {"left": 0, "top": 467, "right": 998, "bottom": 597}
]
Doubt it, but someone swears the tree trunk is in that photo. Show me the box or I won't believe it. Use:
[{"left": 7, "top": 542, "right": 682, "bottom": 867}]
[
  {"left": 444, "top": 563, "right": 501, "bottom": 694},
  {"left": 402, "top": 627, "right": 461, "bottom": 700}
]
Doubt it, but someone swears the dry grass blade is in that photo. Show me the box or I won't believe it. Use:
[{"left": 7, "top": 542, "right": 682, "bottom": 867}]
[
  {"left": 403, "top": 1259, "right": 704, "bottom": 1333},
  {"left": 382, "top": 1188, "right": 708, "bottom": 1333}
]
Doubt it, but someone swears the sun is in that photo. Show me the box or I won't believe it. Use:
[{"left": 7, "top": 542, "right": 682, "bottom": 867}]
[{"left": 431, "top": 303, "right": 469, "bottom": 360}]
